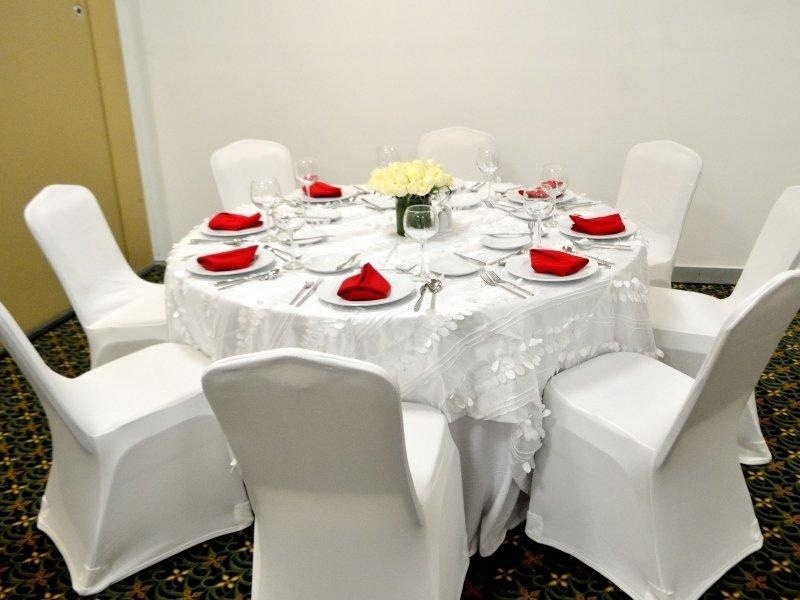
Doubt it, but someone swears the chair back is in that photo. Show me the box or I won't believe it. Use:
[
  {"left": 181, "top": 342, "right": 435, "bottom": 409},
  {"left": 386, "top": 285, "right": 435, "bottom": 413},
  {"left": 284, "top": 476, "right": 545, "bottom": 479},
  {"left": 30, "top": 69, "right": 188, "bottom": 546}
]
[
  {"left": 202, "top": 348, "right": 423, "bottom": 522},
  {"left": 615, "top": 140, "right": 702, "bottom": 257},
  {"left": 210, "top": 139, "right": 295, "bottom": 211},
  {"left": 656, "top": 269, "right": 800, "bottom": 467},
  {"left": 0, "top": 302, "right": 92, "bottom": 451},
  {"left": 418, "top": 126, "right": 497, "bottom": 179},
  {"left": 728, "top": 186, "right": 800, "bottom": 304},
  {"left": 24, "top": 185, "right": 140, "bottom": 327}
]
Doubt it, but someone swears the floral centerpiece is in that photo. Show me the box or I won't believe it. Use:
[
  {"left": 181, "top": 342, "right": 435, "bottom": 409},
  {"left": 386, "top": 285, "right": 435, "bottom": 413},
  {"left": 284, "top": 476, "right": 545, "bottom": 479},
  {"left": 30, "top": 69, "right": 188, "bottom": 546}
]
[{"left": 368, "top": 159, "right": 453, "bottom": 235}]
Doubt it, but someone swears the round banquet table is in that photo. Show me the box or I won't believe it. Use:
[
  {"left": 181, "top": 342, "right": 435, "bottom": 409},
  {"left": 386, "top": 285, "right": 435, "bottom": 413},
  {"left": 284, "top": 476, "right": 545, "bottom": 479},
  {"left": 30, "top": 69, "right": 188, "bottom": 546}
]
[{"left": 165, "top": 185, "right": 658, "bottom": 556}]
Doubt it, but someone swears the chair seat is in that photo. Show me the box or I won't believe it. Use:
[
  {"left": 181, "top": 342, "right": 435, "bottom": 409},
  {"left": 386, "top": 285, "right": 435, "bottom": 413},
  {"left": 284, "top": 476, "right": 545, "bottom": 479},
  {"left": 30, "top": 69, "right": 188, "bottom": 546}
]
[
  {"left": 70, "top": 342, "right": 210, "bottom": 439},
  {"left": 401, "top": 402, "right": 451, "bottom": 505},
  {"left": 90, "top": 282, "right": 166, "bottom": 330},
  {"left": 545, "top": 352, "right": 693, "bottom": 453}
]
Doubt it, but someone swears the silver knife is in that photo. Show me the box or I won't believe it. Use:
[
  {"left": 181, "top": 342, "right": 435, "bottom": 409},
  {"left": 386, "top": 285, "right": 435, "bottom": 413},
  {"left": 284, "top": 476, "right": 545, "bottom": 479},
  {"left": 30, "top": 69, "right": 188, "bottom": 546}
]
[
  {"left": 453, "top": 252, "right": 487, "bottom": 266},
  {"left": 413, "top": 283, "right": 428, "bottom": 312},
  {"left": 296, "top": 279, "right": 322, "bottom": 306}
]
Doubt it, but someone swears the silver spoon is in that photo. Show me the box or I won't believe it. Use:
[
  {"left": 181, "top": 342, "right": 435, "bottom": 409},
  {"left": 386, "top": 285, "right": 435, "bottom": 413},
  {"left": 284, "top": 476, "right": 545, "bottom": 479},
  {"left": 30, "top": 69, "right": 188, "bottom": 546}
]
[{"left": 427, "top": 278, "right": 443, "bottom": 311}]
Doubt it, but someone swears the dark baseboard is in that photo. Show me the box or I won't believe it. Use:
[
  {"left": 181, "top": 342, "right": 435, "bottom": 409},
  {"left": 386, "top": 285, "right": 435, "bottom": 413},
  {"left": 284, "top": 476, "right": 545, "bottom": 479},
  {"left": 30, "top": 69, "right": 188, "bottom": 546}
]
[{"left": 671, "top": 266, "right": 742, "bottom": 285}]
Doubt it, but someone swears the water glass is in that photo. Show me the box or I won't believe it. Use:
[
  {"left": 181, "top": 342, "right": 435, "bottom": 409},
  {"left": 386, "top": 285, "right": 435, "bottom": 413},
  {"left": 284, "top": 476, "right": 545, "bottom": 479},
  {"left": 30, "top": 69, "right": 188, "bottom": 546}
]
[
  {"left": 273, "top": 201, "right": 306, "bottom": 270},
  {"left": 476, "top": 147, "right": 500, "bottom": 201},
  {"left": 403, "top": 204, "right": 439, "bottom": 281},
  {"left": 376, "top": 144, "right": 401, "bottom": 167},
  {"left": 250, "top": 179, "right": 282, "bottom": 228},
  {"left": 540, "top": 164, "right": 568, "bottom": 197},
  {"left": 522, "top": 184, "right": 555, "bottom": 246},
  {"left": 294, "top": 157, "right": 319, "bottom": 199}
]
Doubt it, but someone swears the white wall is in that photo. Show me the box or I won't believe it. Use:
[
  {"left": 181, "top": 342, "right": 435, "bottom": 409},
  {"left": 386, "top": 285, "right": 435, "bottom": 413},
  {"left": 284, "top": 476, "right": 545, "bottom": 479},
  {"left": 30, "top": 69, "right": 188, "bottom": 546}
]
[{"left": 117, "top": 0, "right": 800, "bottom": 267}]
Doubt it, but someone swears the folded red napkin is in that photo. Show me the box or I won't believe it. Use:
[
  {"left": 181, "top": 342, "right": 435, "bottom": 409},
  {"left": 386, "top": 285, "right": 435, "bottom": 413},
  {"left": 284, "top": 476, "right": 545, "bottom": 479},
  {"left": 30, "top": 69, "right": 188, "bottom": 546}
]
[
  {"left": 569, "top": 213, "right": 626, "bottom": 235},
  {"left": 197, "top": 245, "right": 258, "bottom": 272},
  {"left": 542, "top": 179, "right": 565, "bottom": 195},
  {"left": 208, "top": 212, "right": 263, "bottom": 231},
  {"left": 304, "top": 181, "right": 342, "bottom": 198},
  {"left": 530, "top": 249, "right": 589, "bottom": 276},
  {"left": 337, "top": 263, "right": 391, "bottom": 301},
  {"left": 518, "top": 187, "right": 550, "bottom": 199}
]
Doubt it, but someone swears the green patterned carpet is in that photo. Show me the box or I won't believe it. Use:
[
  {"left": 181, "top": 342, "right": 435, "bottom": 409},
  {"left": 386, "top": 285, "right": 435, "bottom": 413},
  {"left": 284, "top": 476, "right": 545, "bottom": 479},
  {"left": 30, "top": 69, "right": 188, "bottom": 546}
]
[{"left": 1, "top": 278, "right": 798, "bottom": 599}]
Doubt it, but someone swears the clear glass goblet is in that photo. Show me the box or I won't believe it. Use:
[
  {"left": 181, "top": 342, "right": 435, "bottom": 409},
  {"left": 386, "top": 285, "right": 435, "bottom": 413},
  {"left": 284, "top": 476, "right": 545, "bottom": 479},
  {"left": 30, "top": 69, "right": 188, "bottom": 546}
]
[
  {"left": 376, "top": 144, "right": 401, "bottom": 168},
  {"left": 522, "top": 184, "right": 555, "bottom": 247},
  {"left": 476, "top": 147, "right": 500, "bottom": 201},
  {"left": 250, "top": 178, "right": 282, "bottom": 229},
  {"left": 294, "top": 157, "right": 319, "bottom": 200},
  {"left": 273, "top": 201, "right": 306, "bottom": 270},
  {"left": 403, "top": 204, "right": 439, "bottom": 281}
]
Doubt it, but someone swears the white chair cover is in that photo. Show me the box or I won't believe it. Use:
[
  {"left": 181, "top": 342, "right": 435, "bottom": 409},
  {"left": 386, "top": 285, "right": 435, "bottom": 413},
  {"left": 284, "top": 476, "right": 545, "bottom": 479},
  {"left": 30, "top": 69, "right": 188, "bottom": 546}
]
[
  {"left": 418, "top": 126, "right": 497, "bottom": 180},
  {"left": 210, "top": 139, "right": 295, "bottom": 211},
  {"left": 615, "top": 140, "right": 702, "bottom": 287},
  {"left": 0, "top": 302, "right": 252, "bottom": 595},
  {"left": 650, "top": 185, "right": 800, "bottom": 463},
  {"left": 528, "top": 270, "right": 800, "bottom": 600},
  {"left": 24, "top": 185, "right": 167, "bottom": 367},
  {"left": 202, "top": 348, "right": 469, "bottom": 600}
]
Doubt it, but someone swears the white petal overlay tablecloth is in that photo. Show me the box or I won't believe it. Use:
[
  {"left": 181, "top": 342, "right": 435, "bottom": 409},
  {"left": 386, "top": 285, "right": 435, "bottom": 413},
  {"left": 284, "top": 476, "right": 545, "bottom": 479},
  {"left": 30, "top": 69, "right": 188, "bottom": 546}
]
[{"left": 166, "top": 193, "right": 657, "bottom": 555}]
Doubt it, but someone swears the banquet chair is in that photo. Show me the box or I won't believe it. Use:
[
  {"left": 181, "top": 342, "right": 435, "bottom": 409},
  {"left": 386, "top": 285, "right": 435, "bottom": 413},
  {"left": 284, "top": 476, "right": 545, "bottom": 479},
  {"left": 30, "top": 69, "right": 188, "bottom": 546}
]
[
  {"left": 650, "top": 185, "right": 800, "bottom": 464},
  {"left": 528, "top": 269, "right": 800, "bottom": 600},
  {"left": 24, "top": 185, "right": 167, "bottom": 368},
  {"left": 615, "top": 140, "right": 702, "bottom": 287},
  {"left": 202, "top": 348, "right": 469, "bottom": 600},
  {"left": 0, "top": 302, "right": 253, "bottom": 596},
  {"left": 210, "top": 139, "right": 296, "bottom": 211},
  {"left": 418, "top": 126, "right": 497, "bottom": 180}
]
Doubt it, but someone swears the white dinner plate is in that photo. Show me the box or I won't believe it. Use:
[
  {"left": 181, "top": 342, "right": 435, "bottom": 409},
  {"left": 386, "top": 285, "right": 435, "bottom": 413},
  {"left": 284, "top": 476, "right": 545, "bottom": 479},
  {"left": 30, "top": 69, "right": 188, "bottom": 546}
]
[
  {"left": 316, "top": 274, "right": 416, "bottom": 307},
  {"left": 558, "top": 218, "right": 638, "bottom": 240},
  {"left": 448, "top": 193, "right": 482, "bottom": 210},
  {"left": 304, "top": 206, "right": 341, "bottom": 222},
  {"left": 186, "top": 250, "right": 275, "bottom": 277},
  {"left": 501, "top": 188, "right": 576, "bottom": 205},
  {"left": 296, "top": 184, "right": 359, "bottom": 204},
  {"left": 504, "top": 253, "right": 599, "bottom": 282},
  {"left": 303, "top": 252, "right": 360, "bottom": 274},
  {"left": 428, "top": 254, "right": 481, "bottom": 277},
  {"left": 481, "top": 234, "right": 530, "bottom": 250},
  {"left": 276, "top": 228, "right": 327, "bottom": 245},
  {"left": 199, "top": 222, "right": 267, "bottom": 237}
]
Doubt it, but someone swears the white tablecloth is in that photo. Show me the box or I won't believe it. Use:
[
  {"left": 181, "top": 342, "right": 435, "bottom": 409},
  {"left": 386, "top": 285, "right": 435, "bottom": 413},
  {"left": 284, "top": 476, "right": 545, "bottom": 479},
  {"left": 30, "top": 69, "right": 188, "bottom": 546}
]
[{"left": 165, "top": 191, "right": 657, "bottom": 555}]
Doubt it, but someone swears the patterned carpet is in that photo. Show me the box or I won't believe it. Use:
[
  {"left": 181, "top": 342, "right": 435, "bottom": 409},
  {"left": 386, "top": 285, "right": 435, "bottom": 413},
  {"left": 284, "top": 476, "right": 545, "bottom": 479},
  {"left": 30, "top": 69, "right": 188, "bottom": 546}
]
[{"left": 1, "top": 276, "right": 798, "bottom": 599}]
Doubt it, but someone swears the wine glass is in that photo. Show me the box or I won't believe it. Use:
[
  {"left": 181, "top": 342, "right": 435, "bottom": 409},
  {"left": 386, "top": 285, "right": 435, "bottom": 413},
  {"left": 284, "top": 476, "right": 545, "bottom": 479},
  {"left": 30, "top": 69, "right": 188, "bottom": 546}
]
[
  {"left": 376, "top": 144, "right": 401, "bottom": 168},
  {"left": 294, "top": 157, "right": 319, "bottom": 199},
  {"left": 476, "top": 147, "right": 500, "bottom": 201},
  {"left": 522, "top": 183, "right": 555, "bottom": 247},
  {"left": 273, "top": 201, "right": 306, "bottom": 270},
  {"left": 403, "top": 204, "right": 439, "bottom": 281},
  {"left": 250, "top": 179, "right": 282, "bottom": 229},
  {"left": 540, "top": 164, "right": 568, "bottom": 198}
]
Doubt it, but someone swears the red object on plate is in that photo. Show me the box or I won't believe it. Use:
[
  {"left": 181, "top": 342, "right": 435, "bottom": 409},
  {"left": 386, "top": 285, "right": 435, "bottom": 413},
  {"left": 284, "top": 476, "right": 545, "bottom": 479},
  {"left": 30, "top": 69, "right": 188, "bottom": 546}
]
[
  {"left": 518, "top": 187, "right": 550, "bottom": 198},
  {"left": 542, "top": 179, "right": 564, "bottom": 189},
  {"left": 530, "top": 249, "right": 589, "bottom": 276},
  {"left": 197, "top": 245, "right": 259, "bottom": 272},
  {"left": 304, "top": 181, "right": 342, "bottom": 198},
  {"left": 208, "top": 212, "right": 263, "bottom": 231},
  {"left": 569, "top": 213, "right": 626, "bottom": 235},
  {"left": 337, "top": 263, "right": 391, "bottom": 301}
]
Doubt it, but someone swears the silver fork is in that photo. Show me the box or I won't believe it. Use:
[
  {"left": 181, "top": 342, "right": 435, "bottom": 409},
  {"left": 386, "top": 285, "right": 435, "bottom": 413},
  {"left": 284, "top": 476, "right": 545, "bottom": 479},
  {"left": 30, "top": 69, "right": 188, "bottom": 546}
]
[
  {"left": 289, "top": 280, "right": 315, "bottom": 305},
  {"left": 480, "top": 272, "right": 524, "bottom": 298},
  {"left": 295, "top": 278, "right": 322, "bottom": 306},
  {"left": 485, "top": 270, "right": 534, "bottom": 296}
]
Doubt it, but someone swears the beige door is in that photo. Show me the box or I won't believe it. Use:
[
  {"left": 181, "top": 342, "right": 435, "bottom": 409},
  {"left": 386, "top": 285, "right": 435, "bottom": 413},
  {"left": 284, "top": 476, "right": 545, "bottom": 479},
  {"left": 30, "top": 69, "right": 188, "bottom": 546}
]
[{"left": 0, "top": 0, "right": 152, "bottom": 332}]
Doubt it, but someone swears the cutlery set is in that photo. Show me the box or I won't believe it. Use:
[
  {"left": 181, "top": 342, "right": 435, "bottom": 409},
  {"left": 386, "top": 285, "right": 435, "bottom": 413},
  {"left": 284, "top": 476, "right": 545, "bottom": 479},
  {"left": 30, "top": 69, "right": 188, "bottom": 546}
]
[{"left": 289, "top": 279, "right": 322, "bottom": 306}]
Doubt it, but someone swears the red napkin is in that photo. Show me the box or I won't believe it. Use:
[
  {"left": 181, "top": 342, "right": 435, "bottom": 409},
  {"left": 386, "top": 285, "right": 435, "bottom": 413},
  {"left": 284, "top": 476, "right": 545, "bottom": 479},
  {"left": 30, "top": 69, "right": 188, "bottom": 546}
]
[
  {"left": 208, "top": 212, "right": 263, "bottom": 231},
  {"left": 337, "top": 263, "right": 391, "bottom": 301},
  {"left": 304, "top": 181, "right": 342, "bottom": 198},
  {"left": 197, "top": 245, "right": 258, "bottom": 272},
  {"left": 569, "top": 213, "right": 626, "bottom": 235},
  {"left": 518, "top": 187, "right": 550, "bottom": 199},
  {"left": 530, "top": 249, "right": 588, "bottom": 277}
]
